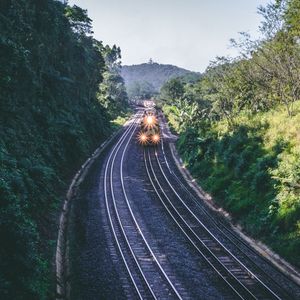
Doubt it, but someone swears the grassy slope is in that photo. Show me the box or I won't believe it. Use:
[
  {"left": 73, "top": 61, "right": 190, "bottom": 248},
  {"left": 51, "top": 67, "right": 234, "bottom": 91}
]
[{"left": 163, "top": 103, "right": 300, "bottom": 267}]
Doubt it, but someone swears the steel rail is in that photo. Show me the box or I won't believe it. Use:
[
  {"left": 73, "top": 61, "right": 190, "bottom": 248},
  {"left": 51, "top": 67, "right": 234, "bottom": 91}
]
[
  {"left": 104, "top": 111, "right": 182, "bottom": 299},
  {"left": 108, "top": 114, "right": 158, "bottom": 299},
  {"left": 151, "top": 145, "right": 281, "bottom": 300},
  {"left": 144, "top": 149, "right": 246, "bottom": 299},
  {"left": 119, "top": 118, "right": 183, "bottom": 300},
  {"left": 158, "top": 138, "right": 297, "bottom": 300},
  {"left": 104, "top": 113, "right": 154, "bottom": 299}
]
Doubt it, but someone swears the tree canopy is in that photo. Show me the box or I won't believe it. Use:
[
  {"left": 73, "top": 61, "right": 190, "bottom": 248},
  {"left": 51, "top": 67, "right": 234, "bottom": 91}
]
[{"left": 0, "top": 1, "right": 128, "bottom": 298}]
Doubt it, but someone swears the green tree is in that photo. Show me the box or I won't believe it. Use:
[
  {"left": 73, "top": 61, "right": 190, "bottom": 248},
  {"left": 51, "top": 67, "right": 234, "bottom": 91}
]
[
  {"left": 127, "top": 81, "right": 156, "bottom": 101},
  {"left": 159, "top": 78, "right": 185, "bottom": 105},
  {"left": 0, "top": 1, "right": 124, "bottom": 298},
  {"left": 98, "top": 44, "right": 129, "bottom": 118},
  {"left": 65, "top": 5, "right": 93, "bottom": 35}
]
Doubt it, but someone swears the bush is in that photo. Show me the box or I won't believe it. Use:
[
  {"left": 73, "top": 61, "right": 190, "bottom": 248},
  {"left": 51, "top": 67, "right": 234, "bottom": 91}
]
[{"left": 173, "top": 102, "right": 300, "bottom": 267}]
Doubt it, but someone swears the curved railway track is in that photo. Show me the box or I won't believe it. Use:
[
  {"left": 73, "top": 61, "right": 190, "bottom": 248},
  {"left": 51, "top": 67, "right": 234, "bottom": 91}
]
[
  {"left": 158, "top": 138, "right": 300, "bottom": 300},
  {"left": 144, "top": 143, "right": 296, "bottom": 300},
  {"left": 98, "top": 109, "right": 299, "bottom": 299},
  {"left": 103, "top": 112, "right": 182, "bottom": 299}
]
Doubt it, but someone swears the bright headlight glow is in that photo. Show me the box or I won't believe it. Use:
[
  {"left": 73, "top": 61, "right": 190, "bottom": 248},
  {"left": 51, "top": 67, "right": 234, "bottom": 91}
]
[
  {"left": 138, "top": 131, "right": 148, "bottom": 144},
  {"left": 152, "top": 134, "right": 160, "bottom": 143},
  {"left": 146, "top": 116, "right": 153, "bottom": 124}
]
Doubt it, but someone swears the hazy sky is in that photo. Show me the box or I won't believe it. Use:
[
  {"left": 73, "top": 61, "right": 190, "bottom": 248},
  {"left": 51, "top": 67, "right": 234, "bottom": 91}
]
[{"left": 68, "top": 0, "right": 269, "bottom": 72}]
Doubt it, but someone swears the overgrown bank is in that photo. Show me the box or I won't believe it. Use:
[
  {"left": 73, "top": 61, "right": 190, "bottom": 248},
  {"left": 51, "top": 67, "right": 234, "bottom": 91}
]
[
  {"left": 164, "top": 103, "right": 300, "bottom": 267},
  {"left": 160, "top": 0, "right": 300, "bottom": 268},
  {"left": 0, "top": 1, "right": 128, "bottom": 299}
]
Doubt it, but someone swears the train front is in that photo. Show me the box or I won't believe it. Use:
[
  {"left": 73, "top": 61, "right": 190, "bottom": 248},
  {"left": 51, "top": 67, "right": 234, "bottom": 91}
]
[{"left": 138, "top": 112, "right": 160, "bottom": 145}]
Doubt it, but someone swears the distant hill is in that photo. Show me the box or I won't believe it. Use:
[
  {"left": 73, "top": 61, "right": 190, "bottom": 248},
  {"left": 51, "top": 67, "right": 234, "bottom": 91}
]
[{"left": 121, "top": 62, "right": 200, "bottom": 99}]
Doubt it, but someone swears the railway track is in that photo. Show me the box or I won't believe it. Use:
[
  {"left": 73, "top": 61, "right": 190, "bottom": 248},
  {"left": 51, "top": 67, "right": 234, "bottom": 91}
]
[
  {"left": 144, "top": 144, "right": 292, "bottom": 300},
  {"left": 103, "top": 112, "right": 182, "bottom": 299},
  {"left": 158, "top": 138, "right": 300, "bottom": 300}
]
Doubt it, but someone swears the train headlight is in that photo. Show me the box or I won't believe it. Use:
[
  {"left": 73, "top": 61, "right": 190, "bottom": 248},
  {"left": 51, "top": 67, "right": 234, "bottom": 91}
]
[
  {"left": 152, "top": 134, "right": 160, "bottom": 143},
  {"left": 138, "top": 132, "right": 148, "bottom": 144},
  {"left": 146, "top": 116, "right": 153, "bottom": 124}
]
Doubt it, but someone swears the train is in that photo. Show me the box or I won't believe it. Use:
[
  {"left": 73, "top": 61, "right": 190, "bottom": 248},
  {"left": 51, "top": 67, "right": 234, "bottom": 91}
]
[{"left": 137, "top": 109, "right": 161, "bottom": 145}]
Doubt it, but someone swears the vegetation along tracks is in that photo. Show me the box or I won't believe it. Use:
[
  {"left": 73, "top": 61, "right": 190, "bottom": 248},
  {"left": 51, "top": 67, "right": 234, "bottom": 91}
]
[
  {"left": 161, "top": 139, "right": 300, "bottom": 299},
  {"left": 103, "top": 111, "right": 182, "bottom": 299},
  {"left": 144, "top": 142, "right": 289, "bottom": 300}
]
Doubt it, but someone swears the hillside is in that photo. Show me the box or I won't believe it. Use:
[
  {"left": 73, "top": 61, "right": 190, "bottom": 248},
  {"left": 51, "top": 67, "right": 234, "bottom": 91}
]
[
  {"left": 0, "top": 2, "right": 128, "bottom": 299},
  {"left": 163, "top": 102, "right": 300, "bottom": 267},
  {"left": 121, "top": 62, "right": 200, "bottom": 99},
  {"left": 159, "top": 0, "right": 300, "bottom": 267}
]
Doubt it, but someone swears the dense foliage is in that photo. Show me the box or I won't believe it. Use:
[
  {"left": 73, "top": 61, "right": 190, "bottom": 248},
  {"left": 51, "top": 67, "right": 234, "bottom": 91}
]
[
  {"left": 98, "top": 45, "right": 129, "bottom": 118},
  {"left": 0, "top": 1, "right": 128, "bottom": 298},
  {"left": 161, "top": 0, "right": 300, "bottom": 266},
  {"left": 121, "top": 60, "right": 200, "bottom": 100}
]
